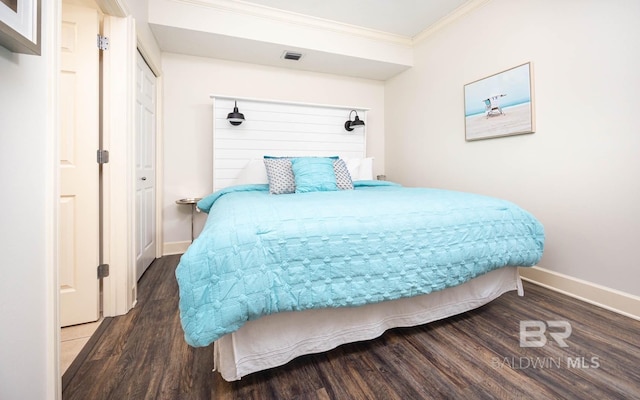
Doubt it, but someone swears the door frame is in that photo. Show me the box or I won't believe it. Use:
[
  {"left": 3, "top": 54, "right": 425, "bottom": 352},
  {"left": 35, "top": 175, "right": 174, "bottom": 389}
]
[
  {"left": 101, "top": 11, "right": 138, "bottom": 316},
  {"left": 49, "top": 0, "right": 164, "bottom": 397},
  {"left": 91, "top": 1, "right": 164, "bottom": 317}
]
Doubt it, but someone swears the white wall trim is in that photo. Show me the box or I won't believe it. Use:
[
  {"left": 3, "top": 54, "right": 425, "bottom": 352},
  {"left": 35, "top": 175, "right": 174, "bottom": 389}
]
[
  {"left": 209, "top": 94, "right": 370, "bottom": 112},
  {"left": 412, "top": 0, "right": 490, "bottom": 44},
  {"left": 154, "top": 74, "right": 165, "bottom": 260},
  {"left": 172, "top": 0, "right": 412, "bottom": 46},
  {"left": 48, "top": 1, "right": 62, "bottom": 398},
  {"left": 164, "top": 241, "right": 191, "bottom": 256},
  {"left": 95, "top": 0, "right": 129, "bottom": 17},
  {"left": 137, "top": 38, "right": 162, "bottom": 77},
  {"left": 519, "top": 266, "right": 640, "bottom": 322}
]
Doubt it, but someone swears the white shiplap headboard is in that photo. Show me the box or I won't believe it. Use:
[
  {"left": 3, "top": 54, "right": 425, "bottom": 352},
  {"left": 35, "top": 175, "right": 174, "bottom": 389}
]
[{"left": 211, "top": 95, "right": 367, "bottom": 191}]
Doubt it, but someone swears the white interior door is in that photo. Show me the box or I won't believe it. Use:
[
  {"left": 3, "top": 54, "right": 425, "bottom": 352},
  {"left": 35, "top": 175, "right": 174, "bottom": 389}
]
[
  {"left": 59, "top": 3, "right": 100, "bottom": 327},
  {"left": 135, "top": 52, "right": 157, "bottom": 281}
]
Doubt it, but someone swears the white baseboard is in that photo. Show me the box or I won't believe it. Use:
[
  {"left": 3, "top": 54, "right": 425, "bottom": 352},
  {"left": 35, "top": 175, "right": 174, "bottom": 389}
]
[
  {"left": 519, "top": 266, "right": 640, "bottom": 321},
  {"left": 163, "top": 241, "right": 190, "bottom": 256}
]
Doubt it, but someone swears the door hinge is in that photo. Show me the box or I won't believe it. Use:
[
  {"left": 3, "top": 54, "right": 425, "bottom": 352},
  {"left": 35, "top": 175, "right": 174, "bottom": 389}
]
[
  {"left": 98, "top": 264, "right": 110, "bottom": 279},
  {"left": 97, "top": 34, "right": 109, "bottom": 51},
  {"left": 97, "top": 149, "right": 110, "bottom": 164}
]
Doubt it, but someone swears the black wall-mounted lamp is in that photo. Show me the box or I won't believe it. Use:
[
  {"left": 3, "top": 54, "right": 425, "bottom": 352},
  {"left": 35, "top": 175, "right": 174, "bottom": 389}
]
[
  {"left": 344, "top": 110, "right": 365, "bottom": 131},
  {"left": 227, "top": 101, "right": 245, "bottom": 126}
]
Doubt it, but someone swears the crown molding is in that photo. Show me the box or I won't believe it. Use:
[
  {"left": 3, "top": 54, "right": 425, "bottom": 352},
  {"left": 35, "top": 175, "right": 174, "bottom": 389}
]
[
  {"left": 95, "top": 0, "right": 130, "bottom": 18},
  {"left": 171, "top": 0, "right": 413, "bottom": 47},
  {"left": 209, "top": 93, "right": 370, "bottom": 112},
  {"left": 412, "top": 0, "right": 490, "bottom": 44}
]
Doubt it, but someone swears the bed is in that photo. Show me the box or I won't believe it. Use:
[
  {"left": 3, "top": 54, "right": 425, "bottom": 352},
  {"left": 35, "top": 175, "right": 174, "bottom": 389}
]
[{"left": 175, "top": 155, "right": 545, "bottom": 381}]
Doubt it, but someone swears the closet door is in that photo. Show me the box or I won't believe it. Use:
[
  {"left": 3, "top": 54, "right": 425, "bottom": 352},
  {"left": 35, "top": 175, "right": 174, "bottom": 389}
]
[{"left": 135, "top": 51, "right": 157, "bottom": 281}]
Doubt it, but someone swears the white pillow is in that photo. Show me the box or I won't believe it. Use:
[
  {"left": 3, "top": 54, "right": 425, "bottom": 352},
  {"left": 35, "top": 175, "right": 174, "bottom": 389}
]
[
  {"left": 345, "top": 157, "right": 374, "bottom": 180},
  {"left": 234, "top": 159, "right": 269, "bottom": 185}
]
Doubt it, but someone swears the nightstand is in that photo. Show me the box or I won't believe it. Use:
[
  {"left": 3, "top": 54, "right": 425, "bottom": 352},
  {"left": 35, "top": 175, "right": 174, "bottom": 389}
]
[{"left": 176, "top": 198, "right": 202, "bottom": 242}]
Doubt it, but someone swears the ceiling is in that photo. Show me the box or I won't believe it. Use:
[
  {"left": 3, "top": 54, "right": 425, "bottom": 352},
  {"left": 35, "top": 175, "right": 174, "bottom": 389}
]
[
  {"left": 240, "top": 0, "right": 470, "bottom": 37},
  {"left": 148, "top": 0, "right": 481, "bottom": 80}
]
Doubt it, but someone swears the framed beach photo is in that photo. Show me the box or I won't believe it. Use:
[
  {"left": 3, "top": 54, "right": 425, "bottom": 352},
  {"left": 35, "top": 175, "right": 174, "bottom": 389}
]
[
  {"left": 464, "top": 62, "right": 534, "bottom": 141},
  {"left": 0, "top": 0, "right": 41, "bottom": 55}
]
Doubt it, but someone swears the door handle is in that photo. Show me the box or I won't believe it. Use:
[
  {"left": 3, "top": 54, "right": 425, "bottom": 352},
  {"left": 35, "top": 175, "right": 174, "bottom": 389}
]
[{"left": 141, "top": 177, "right": 147, "bottom": 181}]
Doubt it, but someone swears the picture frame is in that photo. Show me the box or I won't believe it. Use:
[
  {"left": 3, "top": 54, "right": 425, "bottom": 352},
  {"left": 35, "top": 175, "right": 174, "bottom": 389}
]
[
  {"left": 464, "top": 62, "right": 534, "bottom": 141},
  {"left": 0, "top": 0, "right": 41, "bottom": 55}
]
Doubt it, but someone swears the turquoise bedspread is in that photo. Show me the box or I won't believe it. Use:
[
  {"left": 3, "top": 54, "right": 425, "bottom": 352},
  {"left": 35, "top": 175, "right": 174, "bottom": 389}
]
[{"left": 176, "top": 182, "right": 544, "bottom": 347}]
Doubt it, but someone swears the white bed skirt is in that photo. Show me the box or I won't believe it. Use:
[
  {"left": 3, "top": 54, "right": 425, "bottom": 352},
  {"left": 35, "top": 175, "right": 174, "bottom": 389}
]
[{"left": 214, "top": 267, "right": 523, "bottom": 381}]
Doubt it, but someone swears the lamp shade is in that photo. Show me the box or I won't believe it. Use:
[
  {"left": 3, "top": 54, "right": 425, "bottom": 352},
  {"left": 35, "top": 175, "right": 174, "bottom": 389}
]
[
  {"left": 344, "top": 110, "right": 365, "bottom": 131},
  {"left": 227, "top": 101, "right": 245, "bottom": 126},
  {"left": 350, "top": 115, "right": 365, "bottom": 128}
]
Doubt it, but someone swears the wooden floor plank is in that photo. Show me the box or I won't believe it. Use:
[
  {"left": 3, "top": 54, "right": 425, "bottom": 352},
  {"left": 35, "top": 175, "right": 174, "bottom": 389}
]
[{"left": 63, "top": 256, "right": 640, "bottom": 399}]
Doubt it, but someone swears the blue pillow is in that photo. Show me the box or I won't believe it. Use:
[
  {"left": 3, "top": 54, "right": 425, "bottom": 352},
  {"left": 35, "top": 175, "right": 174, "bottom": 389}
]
[{"left": 291, "top": 157, "right": 338, "bottom": 193}]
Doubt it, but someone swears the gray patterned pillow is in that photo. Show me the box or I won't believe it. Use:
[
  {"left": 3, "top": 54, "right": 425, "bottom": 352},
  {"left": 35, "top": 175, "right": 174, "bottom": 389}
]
[
  {"left": 333, "top": 158, "right": 354, "bottom": 190},
  {"left": 263, "top": 158, "right": 295, "bottom": 194}
]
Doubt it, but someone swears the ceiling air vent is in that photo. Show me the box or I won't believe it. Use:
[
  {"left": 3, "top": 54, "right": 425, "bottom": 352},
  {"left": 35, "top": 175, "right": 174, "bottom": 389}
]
[{"left": 282, "top": 51, "right": 303, "bottom": 61}]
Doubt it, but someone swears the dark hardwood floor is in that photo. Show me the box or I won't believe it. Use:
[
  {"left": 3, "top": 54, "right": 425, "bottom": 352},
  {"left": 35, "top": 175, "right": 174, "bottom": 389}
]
[{"left": 62, "top": 255, "right": 640, "bottom": 399}]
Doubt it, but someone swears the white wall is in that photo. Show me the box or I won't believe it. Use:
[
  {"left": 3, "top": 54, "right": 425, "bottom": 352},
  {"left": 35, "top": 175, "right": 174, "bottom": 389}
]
[
  {"left": 122, "top": 0, "right": 162, "bottom": 70},
  {"left": 0, "top": 1, "right": 58, "bottom": 398},
  {"left": 162, "top": 53, "right": 385, "bottom": 248},
  {"left": 385, "top": 0, "right": 640, "bottom": 297}
]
